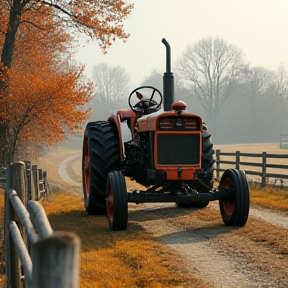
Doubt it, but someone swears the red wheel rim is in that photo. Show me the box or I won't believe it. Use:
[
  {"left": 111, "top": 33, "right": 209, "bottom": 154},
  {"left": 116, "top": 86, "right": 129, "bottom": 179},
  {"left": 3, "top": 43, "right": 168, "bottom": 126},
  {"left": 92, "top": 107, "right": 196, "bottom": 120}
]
[
  {"left": 107, "top": 180, "right": 113, "bottom": 221},
  {"left": 221, "top": 177, "right": 235, "bottom": 216},
  {"left": 83, "top": 136, "right": 90, "bottom": 199}
]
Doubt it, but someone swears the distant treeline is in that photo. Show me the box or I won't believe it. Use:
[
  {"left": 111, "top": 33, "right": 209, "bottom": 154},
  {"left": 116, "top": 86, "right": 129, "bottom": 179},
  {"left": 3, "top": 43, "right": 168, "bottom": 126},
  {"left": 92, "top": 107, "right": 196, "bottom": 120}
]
[{"left": 180, "top": 89, "right": 287, "bottom": 145}]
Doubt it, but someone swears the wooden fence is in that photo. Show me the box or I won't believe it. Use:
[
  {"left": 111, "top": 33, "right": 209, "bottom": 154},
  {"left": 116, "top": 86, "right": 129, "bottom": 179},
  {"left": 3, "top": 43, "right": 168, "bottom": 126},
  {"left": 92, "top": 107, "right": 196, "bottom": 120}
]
[
  {"left": 1, "top": 160, "right": 49, "bottom": 201},
  {"left": 4, "top": 161, "right": 80, "bottom": 288},
  {"left": 215, "top": 149, "right": 288, "bottom": 188}
]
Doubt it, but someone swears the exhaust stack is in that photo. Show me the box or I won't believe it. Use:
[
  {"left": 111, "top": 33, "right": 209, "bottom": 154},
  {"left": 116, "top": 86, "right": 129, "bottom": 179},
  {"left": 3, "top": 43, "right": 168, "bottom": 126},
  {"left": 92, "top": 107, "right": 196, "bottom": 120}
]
[{"left": 162, "top": 38, "right": 174, "bottom": 111}]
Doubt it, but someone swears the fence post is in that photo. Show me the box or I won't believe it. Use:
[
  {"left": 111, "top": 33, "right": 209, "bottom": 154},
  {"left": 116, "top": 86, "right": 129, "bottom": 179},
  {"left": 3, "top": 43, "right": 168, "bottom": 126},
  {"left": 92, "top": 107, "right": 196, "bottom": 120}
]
[
  {"left": 43, "top": 171, "right": 49, "bottom": 199},
  {"left": 215, "top": 149, "right": 220, "bottom": 179},
  {"left": 280, "top": 134, "right": 283, "bottom": 148},
  {"left": 5, "top": 162, "right": 28, "bottom": 288},
  {"left": 32, "top": 165, "right": 39, "bottom": 200},
  {"left": 261, "top": 152, "right": 267, "bottom": 188},
  {"left": 38, "top": 168, "right": 44, "bottom": 198},
  {"left": 235, "top": 151, "right": 240, "bottom": 169},
  {"left": 30, "top": 166, "right": 36, "bottom": 200},
  {"left": 24, "top": 160, "right": 32, "bottom": 201},
  {"left": 31, "top": 231, "right": 81, "bottom": 288}
]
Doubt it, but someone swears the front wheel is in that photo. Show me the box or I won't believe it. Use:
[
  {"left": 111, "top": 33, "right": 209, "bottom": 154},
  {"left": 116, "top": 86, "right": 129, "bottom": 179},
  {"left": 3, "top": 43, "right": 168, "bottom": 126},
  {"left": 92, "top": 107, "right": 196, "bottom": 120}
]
[
  {"left": 106, "top": 171, "right": 128, "bottom": 231},
  {"left": 219, "top": 169, "right": 250, "bottom": 227}
]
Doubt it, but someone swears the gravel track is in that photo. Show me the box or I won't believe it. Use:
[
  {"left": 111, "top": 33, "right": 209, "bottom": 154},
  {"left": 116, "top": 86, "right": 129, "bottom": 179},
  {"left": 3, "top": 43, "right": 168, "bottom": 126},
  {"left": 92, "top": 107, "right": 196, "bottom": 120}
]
[{"left": 129, "top": 203, "right": 288, "bottom": 288}]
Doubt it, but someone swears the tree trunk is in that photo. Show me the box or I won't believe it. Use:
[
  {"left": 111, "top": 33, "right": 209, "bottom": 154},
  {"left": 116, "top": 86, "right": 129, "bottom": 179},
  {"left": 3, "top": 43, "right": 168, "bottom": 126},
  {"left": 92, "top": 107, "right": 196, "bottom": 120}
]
[
  {"left": 0, "top": 0, "right": 25, "bottom": 168},
  {"left": 1, "top": 0, "right": 24, "bottom": 69},
  {"left": 0, "top": 66, "right": 12, "bottom": 167},
  {"left": 0, "top": 125, "right": 12, "bottom": 168}
]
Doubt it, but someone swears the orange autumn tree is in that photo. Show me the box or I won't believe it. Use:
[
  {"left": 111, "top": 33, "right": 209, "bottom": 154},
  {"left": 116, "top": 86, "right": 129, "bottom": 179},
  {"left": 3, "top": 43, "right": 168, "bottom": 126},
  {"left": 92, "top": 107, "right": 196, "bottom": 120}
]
[
  {"left": 1, "top": 6, "right": 93, "bottom": 160},
  {"left": 9, "top": 61, "right": 93, "bottom": 160},
  {"left": 0, "top": 0, "right": 133, "bottom": 164}
]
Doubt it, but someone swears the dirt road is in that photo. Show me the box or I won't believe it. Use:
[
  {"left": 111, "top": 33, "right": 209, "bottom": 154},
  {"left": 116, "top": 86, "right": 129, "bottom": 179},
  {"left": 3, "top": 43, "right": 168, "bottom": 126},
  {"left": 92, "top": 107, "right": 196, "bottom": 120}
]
[
  {"left": 43, "top": 146, "right": 288, "bottom": 288},
  {"left": 129, "top": 203, "right": 288, "bottom": 287}
]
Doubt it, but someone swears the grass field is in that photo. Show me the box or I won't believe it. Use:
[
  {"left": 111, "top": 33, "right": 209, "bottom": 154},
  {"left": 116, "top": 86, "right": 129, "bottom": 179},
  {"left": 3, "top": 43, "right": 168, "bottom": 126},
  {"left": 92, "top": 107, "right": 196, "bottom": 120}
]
[
  {"left": 0, "top": 188, "right": 208, "bottom": 288},
  {"left": 0, "top": 143, "right": 288, "bottom": 287}
]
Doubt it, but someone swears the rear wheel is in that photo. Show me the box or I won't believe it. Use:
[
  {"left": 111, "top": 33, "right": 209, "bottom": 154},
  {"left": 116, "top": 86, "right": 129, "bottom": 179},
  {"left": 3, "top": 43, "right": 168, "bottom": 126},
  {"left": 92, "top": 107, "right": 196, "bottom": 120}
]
[
  {"left": 219, "top": 169, "right": 250, "bottom": 227},
  {"left": 82, "top": 121, "right": 121, "bottom": 215},
  {"left": 200, "top": 129, "right": 214, "bottom": 188},
  {"left": 196, "top": 129, "right": 214, "bottom": 208},
  {"left": 107, "top": 171, "right": 128, "bottom": 231}
]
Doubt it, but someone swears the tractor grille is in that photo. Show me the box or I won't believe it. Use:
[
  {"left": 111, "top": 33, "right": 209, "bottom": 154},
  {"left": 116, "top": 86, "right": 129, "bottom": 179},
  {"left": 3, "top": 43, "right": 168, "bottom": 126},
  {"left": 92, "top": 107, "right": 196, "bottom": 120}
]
[{"left": 157, "top": 134, "right": 200, "bottom": 165}]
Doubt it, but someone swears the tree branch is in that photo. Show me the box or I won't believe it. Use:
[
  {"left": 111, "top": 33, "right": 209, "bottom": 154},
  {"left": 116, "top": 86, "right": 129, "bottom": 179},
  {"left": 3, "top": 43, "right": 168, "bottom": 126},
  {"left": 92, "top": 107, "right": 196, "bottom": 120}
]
[
  {"left": 19, "top": 20, "right": 49, "bottom": 30},
  {"left": 42, "top": 0, "right": 73, "bottom": 17},
  {"left": 42, "top": 0, "right": 94, "bottom": 30}
]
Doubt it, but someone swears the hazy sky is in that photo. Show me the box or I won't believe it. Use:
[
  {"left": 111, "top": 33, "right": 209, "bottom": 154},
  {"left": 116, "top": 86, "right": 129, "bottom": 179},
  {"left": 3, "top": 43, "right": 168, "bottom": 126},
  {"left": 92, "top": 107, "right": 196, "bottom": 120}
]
[{"left": 75, "top": 0, "right": 288, "bottom": 86}]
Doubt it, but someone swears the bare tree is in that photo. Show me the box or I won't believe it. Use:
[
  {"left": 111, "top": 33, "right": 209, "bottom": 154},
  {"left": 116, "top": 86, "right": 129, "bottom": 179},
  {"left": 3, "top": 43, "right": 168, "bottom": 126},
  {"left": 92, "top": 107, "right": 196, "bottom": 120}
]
[
  {"left": 92, "top": 63, "right": 130, "bottom": 120},
  {"left": 273, "top": 64, "right": 288, "bottom": 98},
  {"left": 141, "top": 69, "right": 162, "bottom": 91},
  {"left": 265, "top": 65, "right": 288, "bottom": 138},
  {"left": 240, "top": 66, "right": 273, "bottom": 140},
  {"left": 176, "top": 37, "right": 245, "bottom": 133},
  {"left": 140, "top": 70, "right": 196, "bottom": 107}
]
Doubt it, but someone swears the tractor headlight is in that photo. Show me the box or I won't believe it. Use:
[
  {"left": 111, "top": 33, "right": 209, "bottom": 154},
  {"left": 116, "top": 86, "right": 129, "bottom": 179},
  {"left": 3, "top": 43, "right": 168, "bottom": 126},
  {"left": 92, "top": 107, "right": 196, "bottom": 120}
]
[
  {"left": 159, "top": 117, "right": 198, "bottom": 130},
  {"left": 159, "top": 118, "right": 173, "bottom": 129},
  {"left": 184, "top": 119, "right": 197, "bottom": 129}
]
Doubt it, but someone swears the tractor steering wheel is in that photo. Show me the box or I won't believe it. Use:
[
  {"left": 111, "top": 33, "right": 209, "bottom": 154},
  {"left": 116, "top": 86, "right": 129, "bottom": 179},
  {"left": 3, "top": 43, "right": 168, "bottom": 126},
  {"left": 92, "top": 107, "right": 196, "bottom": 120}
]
[{"left": 128, "top": 86, "right": 163, "bottom": 115}]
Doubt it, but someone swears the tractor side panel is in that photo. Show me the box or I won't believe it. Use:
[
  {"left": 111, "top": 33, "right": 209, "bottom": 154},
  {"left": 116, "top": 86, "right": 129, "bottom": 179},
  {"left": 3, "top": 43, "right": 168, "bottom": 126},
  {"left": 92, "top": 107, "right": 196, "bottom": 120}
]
[{"left": 108, "top": 114, "right": 125, "bottom": 161}]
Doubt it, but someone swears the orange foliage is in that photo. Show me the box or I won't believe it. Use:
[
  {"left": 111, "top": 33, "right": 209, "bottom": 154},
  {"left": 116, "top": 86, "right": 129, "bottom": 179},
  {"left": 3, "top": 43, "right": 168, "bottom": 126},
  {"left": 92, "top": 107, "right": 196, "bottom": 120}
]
[
  {"left": 0, "top": 2, "right": 8, "bottom": 37},
  {"left": 0, "top": 0, "right": 133, "bottom": 161},
  {"left": 1, "top": 0, "right": 133, "bottom": 53},
  {"left": 0, "top": 2, "right": 98, "bottom": 160},
  {"left": 9, "top": 63, "right": 93, "bottom": 144}
]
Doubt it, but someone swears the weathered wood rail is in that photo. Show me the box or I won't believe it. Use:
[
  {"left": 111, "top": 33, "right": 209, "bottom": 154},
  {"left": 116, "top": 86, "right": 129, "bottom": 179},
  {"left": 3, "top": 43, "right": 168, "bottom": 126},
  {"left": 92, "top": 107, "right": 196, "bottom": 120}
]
[
  {"left": 215, "top": 149, "right": 288, "bottom": 187},
  {"left": 4, "top": 161, "right": 80, "bottom": 288}
]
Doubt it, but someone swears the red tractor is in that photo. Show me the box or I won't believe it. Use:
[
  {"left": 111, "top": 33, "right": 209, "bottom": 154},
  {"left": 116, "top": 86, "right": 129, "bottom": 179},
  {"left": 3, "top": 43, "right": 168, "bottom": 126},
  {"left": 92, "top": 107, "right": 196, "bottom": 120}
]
[{"left": 82, "top": 39, "right": 250, "bottom": 231}]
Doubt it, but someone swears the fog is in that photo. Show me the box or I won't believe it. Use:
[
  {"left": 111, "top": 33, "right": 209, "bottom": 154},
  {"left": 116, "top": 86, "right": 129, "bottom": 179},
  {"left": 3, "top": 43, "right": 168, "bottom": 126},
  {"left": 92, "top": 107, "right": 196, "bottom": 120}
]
[
  {"left": 75, "top": 0, "right": 288, "bottom": 146},
  {"left": 76, "top": 0, "right": 288, "bottom": 85}
]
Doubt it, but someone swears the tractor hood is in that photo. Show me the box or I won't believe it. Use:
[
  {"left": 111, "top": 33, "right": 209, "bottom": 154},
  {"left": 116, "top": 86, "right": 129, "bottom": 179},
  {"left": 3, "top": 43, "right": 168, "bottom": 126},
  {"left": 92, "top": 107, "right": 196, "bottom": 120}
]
[{"left": 136, "top": 105, "right": 203, "bottom": 132}]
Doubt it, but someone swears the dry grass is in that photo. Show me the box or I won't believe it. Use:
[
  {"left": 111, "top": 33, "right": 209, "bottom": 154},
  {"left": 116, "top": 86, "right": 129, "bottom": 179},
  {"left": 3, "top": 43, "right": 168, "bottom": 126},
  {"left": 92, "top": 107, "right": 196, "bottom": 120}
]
[
  {"left": 40, "top": 192, "right": 207, "bottom": 288},
  {"left": 0, "top": 189, "right": 207, "bottom": 287},
  {"left": 0, "top": 144, "right": 287, "bottom": 287},
  {"left": 1, "top": 185, "right": 286, "bottom": 287},
  {"left": 250, "top": 185, "right": 288, "bottom": 212}
]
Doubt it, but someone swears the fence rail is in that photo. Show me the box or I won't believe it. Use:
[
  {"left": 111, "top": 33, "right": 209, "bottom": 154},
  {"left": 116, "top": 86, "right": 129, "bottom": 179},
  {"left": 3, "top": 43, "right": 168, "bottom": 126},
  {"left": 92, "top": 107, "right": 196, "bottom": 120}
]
[
  {"left": 4, "top": 161, "right": 80, "bottom": 288},
  {"left": 215, "top": 149, "right": 288, "bottom": 187}
]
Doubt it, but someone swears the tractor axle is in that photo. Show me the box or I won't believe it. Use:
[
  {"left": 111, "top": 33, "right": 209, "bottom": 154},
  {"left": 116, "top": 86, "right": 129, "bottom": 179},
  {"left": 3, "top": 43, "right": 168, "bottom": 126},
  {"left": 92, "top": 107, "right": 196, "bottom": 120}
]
[{"left": 127, "top": 188, "right": 231, "bottom": 204}]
